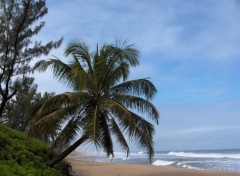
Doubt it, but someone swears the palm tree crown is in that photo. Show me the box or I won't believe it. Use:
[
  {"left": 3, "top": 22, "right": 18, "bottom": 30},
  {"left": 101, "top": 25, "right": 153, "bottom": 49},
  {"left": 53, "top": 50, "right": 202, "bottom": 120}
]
[{"left": 29, "top": 40, "right": 159, "bottom": 166}]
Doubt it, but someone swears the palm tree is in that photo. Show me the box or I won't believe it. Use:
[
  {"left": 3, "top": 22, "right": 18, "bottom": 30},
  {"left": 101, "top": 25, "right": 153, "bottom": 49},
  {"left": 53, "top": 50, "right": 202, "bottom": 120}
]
[{"left": 29, "top": 40, "right": 159, "bottom": 167}]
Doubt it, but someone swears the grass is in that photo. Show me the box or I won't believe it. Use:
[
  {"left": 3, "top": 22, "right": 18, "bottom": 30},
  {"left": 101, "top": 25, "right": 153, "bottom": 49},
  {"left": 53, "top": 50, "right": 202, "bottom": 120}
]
[{"left": 0, "top": 124, "right": 70, "bottom": 176}]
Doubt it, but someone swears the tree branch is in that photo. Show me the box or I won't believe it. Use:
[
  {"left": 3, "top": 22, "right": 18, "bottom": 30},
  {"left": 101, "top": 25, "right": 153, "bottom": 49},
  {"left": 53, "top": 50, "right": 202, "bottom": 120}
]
[{"left": 4, "top": 0, "right": 31, "bottom": 99}]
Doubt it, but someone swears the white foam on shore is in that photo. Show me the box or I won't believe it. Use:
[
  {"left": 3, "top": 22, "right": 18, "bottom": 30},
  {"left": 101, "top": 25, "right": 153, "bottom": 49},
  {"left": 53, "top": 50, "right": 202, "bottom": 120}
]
[
  {"left": 177, "top": 162, "right": 203, "bottom": 170},
  {"left": 168, "top": 151, "right": 240, "bottom": 159},
  {"left": 181, "top": 164, "right": 201, "bottom": 170},
  {"left": 152, "top": 160, "right": 175, "bottom": 166}
]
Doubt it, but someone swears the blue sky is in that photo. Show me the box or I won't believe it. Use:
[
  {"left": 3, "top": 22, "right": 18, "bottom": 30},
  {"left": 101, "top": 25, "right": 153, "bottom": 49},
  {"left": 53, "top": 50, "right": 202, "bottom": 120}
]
[{"left": 34, "top": 0, "right": 240, "bottom": 151}]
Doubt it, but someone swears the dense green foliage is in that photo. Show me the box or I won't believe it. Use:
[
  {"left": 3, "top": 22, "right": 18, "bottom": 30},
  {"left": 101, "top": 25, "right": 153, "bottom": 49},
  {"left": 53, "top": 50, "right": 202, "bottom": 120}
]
[{"left": 0, "top": 124, "right": 66, "bottom": 176}]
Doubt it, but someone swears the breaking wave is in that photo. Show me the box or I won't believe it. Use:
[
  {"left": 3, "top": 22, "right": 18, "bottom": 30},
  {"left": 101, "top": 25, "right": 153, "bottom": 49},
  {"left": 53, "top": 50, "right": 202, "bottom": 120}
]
[
  {"left": 152, "top": 160, "right": 175, "bottom": 166},
  {"left": 168, "top": 151, "right": 240, "bottom": 159}
]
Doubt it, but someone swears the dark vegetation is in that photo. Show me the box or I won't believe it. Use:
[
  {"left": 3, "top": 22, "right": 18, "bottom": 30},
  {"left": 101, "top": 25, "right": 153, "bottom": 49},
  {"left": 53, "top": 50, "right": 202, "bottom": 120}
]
[
  {"left": 0, "top": 0, "right": 62, "bottom": 117},
  {"left": 0, "top": 124, "right": 72, "bottom": 176}
]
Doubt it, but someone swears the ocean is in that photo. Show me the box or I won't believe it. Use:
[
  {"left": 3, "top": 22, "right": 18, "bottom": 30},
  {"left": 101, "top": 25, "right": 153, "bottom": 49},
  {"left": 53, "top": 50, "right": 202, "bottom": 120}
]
[{"left": 79, "top": 149, "right": 240, "bottom": 173}]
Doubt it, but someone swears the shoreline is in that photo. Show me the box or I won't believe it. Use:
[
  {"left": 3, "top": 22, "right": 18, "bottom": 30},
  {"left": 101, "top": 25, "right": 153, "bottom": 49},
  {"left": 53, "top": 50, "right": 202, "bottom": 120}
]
[{"left": 66, "top": 152, "right": 240, "bottom": 176}]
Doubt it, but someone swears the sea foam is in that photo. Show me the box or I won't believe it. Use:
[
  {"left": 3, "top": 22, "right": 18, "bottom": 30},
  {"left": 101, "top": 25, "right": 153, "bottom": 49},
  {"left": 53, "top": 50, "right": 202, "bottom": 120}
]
[
  {"left": 152, "top": 160, "right": 175, "bottom": 166},
  {"left": 168, "top": 151, "right": 240, "bottom": 159}
]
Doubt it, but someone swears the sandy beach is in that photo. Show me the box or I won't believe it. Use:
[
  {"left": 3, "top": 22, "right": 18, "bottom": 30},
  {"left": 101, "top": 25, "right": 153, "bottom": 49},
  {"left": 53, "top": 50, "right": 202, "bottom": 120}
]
[{"left": 66, "top": 152, "right": 240, "bottom": 176}]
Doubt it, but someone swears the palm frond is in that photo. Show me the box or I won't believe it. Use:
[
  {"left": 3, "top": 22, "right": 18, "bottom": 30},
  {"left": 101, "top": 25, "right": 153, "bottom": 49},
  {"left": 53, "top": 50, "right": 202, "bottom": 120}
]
[
  {"left": 111, "top": 78, "right": 157, "bottom": 99},
  {"left": 33, "top": 59, "right": 53, "bottom": 72},
  {"left": 28, "top": 104, "right": 79, "bottom": 139},
  {"left": 69, "top": 57, "right": 95, "bottom": 91},
  {"left": 108, "top": 62, "right": 129, "bottom": 83},
  {"left": 112, "top": 39, "right": 140, "bottom": 67},
  {"left": 35, "top": 58, "right": 73, "bottom": 87},
  {"left": 93, "top": 53, "right": 109, "bottom": 83},
  {"left": 92, "top": 106, "right": 99, "bottom": 145},
  {"left": 32, "top": 92, "right": 89, "bottom": 117},
  {"left": 101, "top": 98, "right": 132, "bottom": 120},
  {"left": 99, "top": 62, "right": 130, "bottom": 91},
  {"left": 53, "top": 116, "right": 82, "bottom": 151},
  {"left": 114, "top": 94, "right": 159, "bottom": 124},
  {"left": 93, "top": 44, "right": 119, "bottom": 84},
  {"left": 110, "top": 117, "right": 130, "bottom": 157},
  {"left": 118, "top": 111, "right": 155, "bottom": 162},
  {"left": 28, "top": 92, "right": 89, "bottom": 139},
  {"left": 65, "top": 41, "right": 93, "bottom": 75},
  {"left": 81, "top": 106, "right": 102, "bottom": 148},
  {"left": 93, "top": 41, "right": 139, "bottom": 84},
  {"left": 99, "top": 112, "right": 114, "bottom": 157}
]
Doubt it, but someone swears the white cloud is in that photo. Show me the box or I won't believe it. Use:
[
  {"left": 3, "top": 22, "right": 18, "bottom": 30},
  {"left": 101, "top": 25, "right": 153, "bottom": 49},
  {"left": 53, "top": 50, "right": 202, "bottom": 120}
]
[{"left": 40, "top": 0, "right": 240, "bottom": 63}]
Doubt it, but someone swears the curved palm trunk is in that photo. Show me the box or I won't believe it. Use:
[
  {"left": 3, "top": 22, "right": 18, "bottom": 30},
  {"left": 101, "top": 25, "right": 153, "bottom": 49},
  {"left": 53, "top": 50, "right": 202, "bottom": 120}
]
[{"left": 49, "top": 136, "right": 87, "bottom": 167}]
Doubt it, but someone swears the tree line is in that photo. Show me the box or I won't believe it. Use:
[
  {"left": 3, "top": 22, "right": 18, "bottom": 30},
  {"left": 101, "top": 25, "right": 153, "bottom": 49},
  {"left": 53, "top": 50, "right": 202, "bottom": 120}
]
[{"left": 0, "top": 0, "right": 159, "bottom": 167}]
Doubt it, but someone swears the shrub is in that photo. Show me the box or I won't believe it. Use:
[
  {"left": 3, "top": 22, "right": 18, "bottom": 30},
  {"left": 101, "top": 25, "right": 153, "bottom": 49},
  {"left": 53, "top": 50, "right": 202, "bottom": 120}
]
[{"left": 0, "top": 125, "right": 69, "bottom": 176}]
